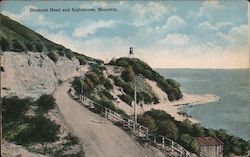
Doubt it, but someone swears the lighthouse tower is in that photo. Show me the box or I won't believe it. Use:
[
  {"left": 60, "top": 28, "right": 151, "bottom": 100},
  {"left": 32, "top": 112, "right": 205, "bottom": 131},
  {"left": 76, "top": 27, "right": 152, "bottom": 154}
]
[{"left": 129, "top": 47, "right": 134, "bottom": 58}]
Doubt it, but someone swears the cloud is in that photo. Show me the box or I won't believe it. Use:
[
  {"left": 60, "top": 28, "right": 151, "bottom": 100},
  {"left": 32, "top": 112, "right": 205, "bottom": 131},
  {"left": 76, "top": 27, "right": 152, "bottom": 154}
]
[
  {"left": 198, "top": 21, "right": 218, "bottom": 31},
  {"left": 37, "top": 27, "right": 248, "bottom": 69},
  {"left": 72, "top": 20, "right": 117, "bottom": 38},
  {"left": 163, "top": 15, "right": 186, "bottom": 29},
  {"left": 80, "top": 1, "right": 108, "bottom": 8},
  {"left": 37, "top": 28, "right": 130, "bottom": 60},
  {"left": 2, "top": 5, "right": 66, "bottom": 29},
  {"left": 216, "top": 24, "right": 247, "bottom": 46},
  {"left": 131, "top": 2, "right": 171, "bottom": 27},
  {"left": 158, "top": 33, "right": 190, "bottom": 46},
  {"left": 197, "top": 1, "right": 224, "bottom": 17},
  {"left": 216, "top": 21, "right": 233, "bottom": 28},
  {"left": 137, "top": 44, "right": 248, "bottom": 69},
  {"left": 2, "top": 5, "right": 34, "bottom": 21}
]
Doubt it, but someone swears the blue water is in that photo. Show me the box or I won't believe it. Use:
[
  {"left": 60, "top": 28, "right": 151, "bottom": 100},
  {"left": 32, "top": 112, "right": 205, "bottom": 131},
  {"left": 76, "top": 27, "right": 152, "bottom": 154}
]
[{"left": 156, "top": 69, "right": 250, "bottom": 140}]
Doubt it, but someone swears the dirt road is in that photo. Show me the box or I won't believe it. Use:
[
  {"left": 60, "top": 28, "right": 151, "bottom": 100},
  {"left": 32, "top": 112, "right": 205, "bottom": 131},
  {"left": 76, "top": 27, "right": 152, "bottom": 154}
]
[{"left": 54, "top": 81, "right": 163, "bottom": 157}]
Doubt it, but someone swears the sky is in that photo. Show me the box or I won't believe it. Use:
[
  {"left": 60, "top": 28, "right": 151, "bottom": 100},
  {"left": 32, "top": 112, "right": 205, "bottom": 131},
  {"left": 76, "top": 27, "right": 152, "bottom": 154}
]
[{"left": 1, "top": 0, "right": 249, "bottom": 69}]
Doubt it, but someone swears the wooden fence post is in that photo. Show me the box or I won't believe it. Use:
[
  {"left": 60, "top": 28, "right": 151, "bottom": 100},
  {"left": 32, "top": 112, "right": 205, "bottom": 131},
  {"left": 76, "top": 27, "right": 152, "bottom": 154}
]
[{"left": 162, "top": 137, "right": 165, "bottom": 148}]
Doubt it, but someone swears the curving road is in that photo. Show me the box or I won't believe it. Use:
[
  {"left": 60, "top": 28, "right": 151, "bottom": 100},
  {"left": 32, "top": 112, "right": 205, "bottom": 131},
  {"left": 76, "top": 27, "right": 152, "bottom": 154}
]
[{"left": 54, "top": 81, "right": 164, "bottom": 157}]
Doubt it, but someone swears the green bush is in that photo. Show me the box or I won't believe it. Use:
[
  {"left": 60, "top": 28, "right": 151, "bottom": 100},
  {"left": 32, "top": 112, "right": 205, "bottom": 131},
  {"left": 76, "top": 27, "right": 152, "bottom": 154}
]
[
  {"left": 1, "top": 36, "right": 11, "bottom": 51},
  {"left": 121, "top": 67, "right": 135, "bottom": 82},
  {"left": 118, "top": 94, "right": 133, "bottom": 105},
  {"left": 48, "top": 51, "right": 58, "bottom": 63},
  {"left": 138, "top": 114, "right": 156, "bottom": 131},
  {"left": 65, "top": 49, "right": 74, "bottom": 59},
  {"left": 35, "top": 43, "right": 44, "bottom": 52},
  {"left": 139, "top": 109, "right": 250, "bottom": 155},
  {"left": 24, "top": 42, "right": 35, "bottom": 51},
  {"left": 178, "top": 134, "right": 199, "bottom": 154},
  {"left": 157, "top": 120, "right": 178, "bottom": 140},
  {"left": 78, "top": 57, "right": 87, "bottom": 65},
  {"left": 12, "top": 39, "right": 26, "bottom": 52},
  {"left": 36, "top": 94, "right": 56, "bottom": 113},
  {"left": 64, "top": 133, "right": 80, "bottom": 146},
  {"left": 15, "top": 115, "right": 60, "bottom": 144},
  {"left": 2, "top": 96, "right": 32, "bottom": 123},
  {"left": 103, "top": 79, "right": 113, "bottom": 91},
  {"left": 2, "top": 96, "right": 60, "bottom": 146}
]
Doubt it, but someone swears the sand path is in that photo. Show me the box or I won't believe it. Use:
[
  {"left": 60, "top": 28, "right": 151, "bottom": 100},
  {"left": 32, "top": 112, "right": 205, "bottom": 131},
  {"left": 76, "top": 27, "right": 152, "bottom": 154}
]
[{"left": 54, "top": 81, "right": 163, "bottom": 157}]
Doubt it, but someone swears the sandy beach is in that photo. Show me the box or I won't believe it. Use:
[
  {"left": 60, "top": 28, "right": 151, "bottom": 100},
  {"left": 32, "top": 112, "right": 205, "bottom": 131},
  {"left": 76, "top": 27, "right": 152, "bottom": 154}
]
[
  {"left": 114, "top": 79, "right": 220, "bottom": 123},
  {"left": 139, "top": 93, "right": 220, "bottom": 123}
]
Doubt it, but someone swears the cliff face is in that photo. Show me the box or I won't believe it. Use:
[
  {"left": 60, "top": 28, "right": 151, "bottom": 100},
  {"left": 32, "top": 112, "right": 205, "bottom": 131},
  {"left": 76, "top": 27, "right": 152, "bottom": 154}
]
[{"left": 1, "top": 51, "right": 80, "bottom": 98}]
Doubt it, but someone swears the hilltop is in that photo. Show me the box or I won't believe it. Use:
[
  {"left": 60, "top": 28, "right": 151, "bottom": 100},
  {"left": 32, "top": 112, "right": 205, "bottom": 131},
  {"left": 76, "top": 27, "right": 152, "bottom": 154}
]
[{"left": 0, "top": 14, "right": 101, "bottom": 64}]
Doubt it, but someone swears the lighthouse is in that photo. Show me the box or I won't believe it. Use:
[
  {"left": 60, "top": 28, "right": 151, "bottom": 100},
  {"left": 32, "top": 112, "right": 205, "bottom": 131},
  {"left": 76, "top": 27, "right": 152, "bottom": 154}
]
[{"left": 129, "top": 47, "right": 134, "bottom": 58}]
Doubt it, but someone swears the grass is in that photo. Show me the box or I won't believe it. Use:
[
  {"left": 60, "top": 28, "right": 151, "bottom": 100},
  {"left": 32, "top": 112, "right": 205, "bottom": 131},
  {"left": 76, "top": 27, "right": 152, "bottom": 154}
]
[
  {"left": 0, "top": 13, "right": 102, "bottom": 65},
  {"left": 109, "top": 57, "right": 182, "bottom": 101}
]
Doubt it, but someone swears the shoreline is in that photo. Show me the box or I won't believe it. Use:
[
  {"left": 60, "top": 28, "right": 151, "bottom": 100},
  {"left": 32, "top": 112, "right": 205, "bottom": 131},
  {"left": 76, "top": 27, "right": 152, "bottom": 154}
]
[
  {"left": 113, "top": 78, "right": 220, "bottom": 123},
  {"left": 136, "top": 93, "right": 220, "bottom": 123}
]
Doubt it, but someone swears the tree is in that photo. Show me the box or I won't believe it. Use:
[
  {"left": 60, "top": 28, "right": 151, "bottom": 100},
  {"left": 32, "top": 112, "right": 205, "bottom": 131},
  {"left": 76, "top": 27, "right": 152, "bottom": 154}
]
[
  {"left": 192, "top": 123, "right": 205, "bottom": 136},
  {"left": 121, "top": 66, "right": 135, "bottom": 82},
  {"left": 178, "top": 134, "right": 199, "bottom": 153},
  {"left": 138, "top": 114, "right": 156, "bottom": 131},
  {"left": 178, "top": 118, "right": 193, "bottom": 134},
  {"left": 158, "top": 120, "right": 178, "bottom": 140},
  {"left": 36, "top": 94, "right": 56, "bottom": 113}
]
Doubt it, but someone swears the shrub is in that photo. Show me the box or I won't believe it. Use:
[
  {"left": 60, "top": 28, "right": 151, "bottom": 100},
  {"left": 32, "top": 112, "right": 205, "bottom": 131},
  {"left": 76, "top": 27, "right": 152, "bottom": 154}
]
[
  {"left": 65, "top": 49, "right": 74, "bottom": 59},
  {"left": 178, "top": 134, "right": 199, "bottom": 154},
  {"left": 138, "top": 114, "right": 156, "bottom": 131},
  {"left": 2, "top": 96, "right": 60, "bottom": 146},
  {"left": 2, "top": 96, "right": 32, "bottom": 123},
  {"left": 15, "top": 115, "right": 60, "bottom": 144},
  {"left": 157, "top": 120, "right": 178, "bottom": 140},
  {"left": 118, "top": 94, "right": 132, "bottom": 105},
  {"left": 78, "top": 57, "right": 87, "bottom": 65},
  {"left": 103, "top": 79, "right": 113, "bottom": 91},
  {"left": 48, "top": 51, "right": 58, "bottom": 63},
  {"left": 1, "top": 36, "right": 11, "bottom": 51},
  {"left": 36, "top": 94, "right": 56, "bottom": 113},
  {"left": 25, "top": 42, "right": 35, "bottom": 51},
  {"left": 12, "top": 39, "right": 26, "bottom": 52},
  {"left": 192, "top": 123, "right": 205, "bottom": 136},
  {"left": 35, "top": 42, "right": 44, "bottom": 52},
  {"left": 64, "top": 133, "right": 80, "bottom": 146},
  {"left": 121, "top": 67, "right": 135, "bottom": 82}
]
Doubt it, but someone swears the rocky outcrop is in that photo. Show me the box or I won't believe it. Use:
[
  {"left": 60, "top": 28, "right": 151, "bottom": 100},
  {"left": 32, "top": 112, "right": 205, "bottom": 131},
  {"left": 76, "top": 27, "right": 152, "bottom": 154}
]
[{"left": 1, "top": 51, "right": 80, "bottom": 98}]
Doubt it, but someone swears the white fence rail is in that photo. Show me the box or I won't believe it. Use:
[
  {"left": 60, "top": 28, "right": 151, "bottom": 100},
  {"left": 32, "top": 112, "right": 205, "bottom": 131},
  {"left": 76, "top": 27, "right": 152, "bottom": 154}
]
[{"left": 68, "top": 92, "right": 193, "bottom": 157}]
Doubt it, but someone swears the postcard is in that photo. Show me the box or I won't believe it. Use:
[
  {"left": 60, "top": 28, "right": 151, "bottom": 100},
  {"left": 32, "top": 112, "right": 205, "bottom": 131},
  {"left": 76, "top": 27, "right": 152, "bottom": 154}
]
[{"left": 1, "top": 1, "right": 249, "bottom": 157}]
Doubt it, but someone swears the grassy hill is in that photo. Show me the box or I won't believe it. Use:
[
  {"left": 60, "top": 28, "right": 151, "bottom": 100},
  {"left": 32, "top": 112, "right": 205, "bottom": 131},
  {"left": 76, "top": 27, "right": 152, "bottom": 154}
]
[
  {"left": 109, "top": 57, "right": 182, "bottom": 101},
  {"left": 0, "top": 14, "right": 102, "bottom": 64}
]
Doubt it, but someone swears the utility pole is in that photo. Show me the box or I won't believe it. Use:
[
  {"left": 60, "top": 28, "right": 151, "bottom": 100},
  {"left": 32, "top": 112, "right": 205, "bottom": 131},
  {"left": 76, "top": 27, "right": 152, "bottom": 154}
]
[
  {"left": 133, "top": 85, "right": 137, "bottom": 131},
  {"left": 80, "top": 73, "right": 84, "bottom": 100}
]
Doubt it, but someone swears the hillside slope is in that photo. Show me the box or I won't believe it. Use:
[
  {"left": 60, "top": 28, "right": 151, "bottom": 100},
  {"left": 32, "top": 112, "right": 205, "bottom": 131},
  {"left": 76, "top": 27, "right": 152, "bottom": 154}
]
[
  {"left": 54, "top": 81, "right": 165, "bottom": 157},
  {"left": 0, "top": 13, "right": 101, "bottom": 64},
  {"left": 1, "top": 51, "right": 81, "bottom": 98}
]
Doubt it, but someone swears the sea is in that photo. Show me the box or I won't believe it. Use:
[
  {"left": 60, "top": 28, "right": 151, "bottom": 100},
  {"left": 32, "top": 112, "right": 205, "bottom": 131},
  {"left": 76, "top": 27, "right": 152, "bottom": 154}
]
[{"left": 156, "top": 69, "right": 250, "bottom": 141}]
